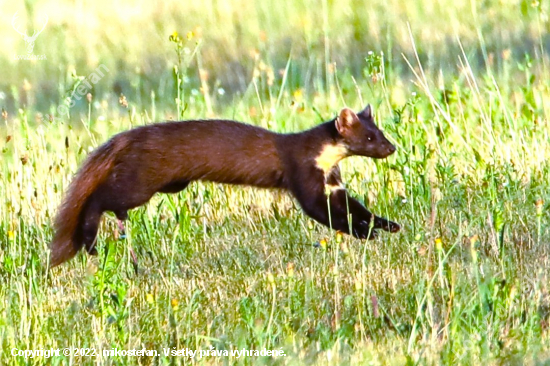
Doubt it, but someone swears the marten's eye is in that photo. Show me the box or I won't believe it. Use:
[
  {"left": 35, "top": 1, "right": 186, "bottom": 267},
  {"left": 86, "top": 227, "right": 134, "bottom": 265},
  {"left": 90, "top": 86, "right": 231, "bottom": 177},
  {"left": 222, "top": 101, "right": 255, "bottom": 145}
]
[{"left": 367, "top": 137, "right": 372, "bottom": 141}]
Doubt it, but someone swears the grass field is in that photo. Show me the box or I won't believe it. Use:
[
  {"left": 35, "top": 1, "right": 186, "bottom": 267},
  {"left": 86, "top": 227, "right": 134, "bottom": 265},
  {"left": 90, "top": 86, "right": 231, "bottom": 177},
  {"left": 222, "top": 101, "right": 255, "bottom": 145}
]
[{"left": 1, "top": 0, "right": 550, "bottom": 364}]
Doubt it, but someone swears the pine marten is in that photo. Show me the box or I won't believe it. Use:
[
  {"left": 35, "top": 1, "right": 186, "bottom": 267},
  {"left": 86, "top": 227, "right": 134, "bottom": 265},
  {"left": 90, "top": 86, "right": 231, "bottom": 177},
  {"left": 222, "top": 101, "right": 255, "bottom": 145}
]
[{"left": 50, "top": 105, "right": 400, "bottom": 267}]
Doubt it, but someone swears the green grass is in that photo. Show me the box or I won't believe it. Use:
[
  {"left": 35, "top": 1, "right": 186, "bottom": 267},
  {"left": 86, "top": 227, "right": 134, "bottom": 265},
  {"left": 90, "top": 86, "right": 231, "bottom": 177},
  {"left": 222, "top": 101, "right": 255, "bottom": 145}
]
[{"left": 1, "top": 0, "right": 550, "bottom": 364}]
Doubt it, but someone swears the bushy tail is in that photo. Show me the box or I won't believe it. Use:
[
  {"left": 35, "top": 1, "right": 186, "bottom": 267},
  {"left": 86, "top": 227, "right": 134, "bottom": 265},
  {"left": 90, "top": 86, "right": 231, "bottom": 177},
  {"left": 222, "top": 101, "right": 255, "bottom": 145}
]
[{"left": 49, "top": 137, "right": 125, "bottom": 267}]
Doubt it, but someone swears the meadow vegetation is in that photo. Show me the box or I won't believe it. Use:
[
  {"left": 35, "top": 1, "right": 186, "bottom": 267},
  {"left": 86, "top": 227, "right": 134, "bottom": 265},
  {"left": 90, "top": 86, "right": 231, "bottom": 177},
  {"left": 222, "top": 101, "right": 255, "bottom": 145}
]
[{"left": 1, "top": 0, "right": 550, "bottom": 364}]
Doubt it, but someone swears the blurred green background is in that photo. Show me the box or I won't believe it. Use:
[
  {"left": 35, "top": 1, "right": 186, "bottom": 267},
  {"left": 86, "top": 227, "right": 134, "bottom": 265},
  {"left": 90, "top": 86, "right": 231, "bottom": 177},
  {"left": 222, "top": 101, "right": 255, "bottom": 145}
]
[
  {"left": 3, "top": 0, "right": 549, "bottom": 118},
  {"left": 2, "top": 1, "right": 550, "bottom": 364}
]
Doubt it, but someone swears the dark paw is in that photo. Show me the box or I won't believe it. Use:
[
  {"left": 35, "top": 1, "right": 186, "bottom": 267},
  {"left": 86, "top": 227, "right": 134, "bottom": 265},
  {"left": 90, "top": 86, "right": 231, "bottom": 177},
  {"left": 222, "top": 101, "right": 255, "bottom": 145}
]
[
  {"left": 114, "top": 210, "right": 128, "bottom": 221},
  {"left": 387, "top": 221, "right": 400, "bottom": 233},
  {"left": 354, "top": 221, "right": 378, "bottom": 240},
  {"left": 375, "top": 217, "right": 401, "bottom": 233},
  {"left": 85, "top": 245, "right": 98, "bottom": 255}
]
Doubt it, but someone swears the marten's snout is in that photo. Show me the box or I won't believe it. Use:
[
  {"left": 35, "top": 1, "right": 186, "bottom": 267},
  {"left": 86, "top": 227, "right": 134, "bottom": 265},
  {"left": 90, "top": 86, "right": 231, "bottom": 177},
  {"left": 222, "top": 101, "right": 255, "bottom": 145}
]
[{"left": 378, "top": 142, "right": 396, "bottom": 158}]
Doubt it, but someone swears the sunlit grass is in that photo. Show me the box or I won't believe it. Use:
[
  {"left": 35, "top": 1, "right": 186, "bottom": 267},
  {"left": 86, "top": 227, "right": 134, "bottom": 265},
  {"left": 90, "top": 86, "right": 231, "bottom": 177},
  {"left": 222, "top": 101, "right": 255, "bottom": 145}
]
[{"left": 1, "top": 0, "right": 550, "bottom": 365}]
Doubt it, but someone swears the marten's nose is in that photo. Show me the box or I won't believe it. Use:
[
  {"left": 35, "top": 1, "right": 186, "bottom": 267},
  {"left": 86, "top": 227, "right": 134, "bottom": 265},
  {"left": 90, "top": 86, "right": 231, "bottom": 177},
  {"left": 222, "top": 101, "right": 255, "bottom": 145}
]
[{"left": 387, "top": 144, "right": 396, "bottom": 154}]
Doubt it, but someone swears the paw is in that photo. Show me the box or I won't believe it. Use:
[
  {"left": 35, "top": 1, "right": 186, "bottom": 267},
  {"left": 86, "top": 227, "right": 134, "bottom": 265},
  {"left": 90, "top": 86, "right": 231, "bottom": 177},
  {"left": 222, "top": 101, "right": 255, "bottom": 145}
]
[
  {"left": 354, "top": 221, "right": 378, "bottom": 240},
  {"left": 375, "top": 217, "right": 401, "bottom": 233},
  {"left": 387, "top": 221, "right": 400, "bottom": 233},
  {"left": 85, "top": 243, "right": 98, "bottom": 255}
]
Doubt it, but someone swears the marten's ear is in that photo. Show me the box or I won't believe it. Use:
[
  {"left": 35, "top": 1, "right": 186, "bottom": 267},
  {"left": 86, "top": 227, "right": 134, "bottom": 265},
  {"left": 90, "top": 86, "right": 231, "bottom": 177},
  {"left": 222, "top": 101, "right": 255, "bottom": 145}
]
[
  {"left": 336, "top": 108, "right": 359, "bottom": 136},
  {"left": 358, "top": 104, "right": 372, "bottom": 119}
]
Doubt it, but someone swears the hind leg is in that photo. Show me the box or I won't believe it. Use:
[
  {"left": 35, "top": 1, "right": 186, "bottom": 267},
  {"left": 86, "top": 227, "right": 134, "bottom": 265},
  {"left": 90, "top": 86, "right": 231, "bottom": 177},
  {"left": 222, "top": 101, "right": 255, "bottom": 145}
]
[
  {"left": 113, "top": 210, "right": 128, "bottom": 237},
  {"left": 80, "top": 201, "right": 104, "bottom": 255}
]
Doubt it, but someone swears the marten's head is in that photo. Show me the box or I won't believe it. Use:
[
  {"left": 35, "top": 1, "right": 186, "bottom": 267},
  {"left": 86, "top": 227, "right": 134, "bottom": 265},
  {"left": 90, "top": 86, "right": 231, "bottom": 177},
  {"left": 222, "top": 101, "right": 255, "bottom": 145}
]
[{"left": 336, "top": 105, "right": 396, "bottom": 159}]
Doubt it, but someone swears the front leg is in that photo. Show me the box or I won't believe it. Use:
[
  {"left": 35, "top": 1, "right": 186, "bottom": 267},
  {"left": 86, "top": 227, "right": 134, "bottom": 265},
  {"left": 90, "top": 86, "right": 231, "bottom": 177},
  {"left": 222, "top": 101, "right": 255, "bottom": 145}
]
[
  {"left": 289, "top": 166, "right": 398, "bottom": 239},
  {"left": 292, "top": 186, "right": 373, "bottom": 238},
  {"left": 328, "top": 188, "right": 379, "bottom": 239},
  {"left": 331, "top": 188, "right": 400, "bottom": 235},
  {"left": 326, "top": 167, "right": 400, "bottom": 235}
]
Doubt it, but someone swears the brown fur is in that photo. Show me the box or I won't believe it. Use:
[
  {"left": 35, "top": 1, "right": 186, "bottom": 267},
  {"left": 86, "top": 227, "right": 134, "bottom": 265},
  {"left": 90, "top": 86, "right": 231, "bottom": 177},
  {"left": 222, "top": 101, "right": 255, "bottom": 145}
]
[
  {"left": 50, "top": 106, "right": 400, "bottom": 267},
  {"left": 50, "top": 137, "right": 128, "bottom": 266}
]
